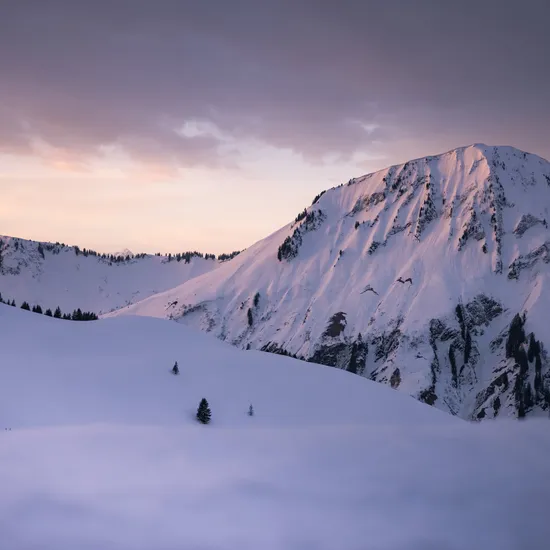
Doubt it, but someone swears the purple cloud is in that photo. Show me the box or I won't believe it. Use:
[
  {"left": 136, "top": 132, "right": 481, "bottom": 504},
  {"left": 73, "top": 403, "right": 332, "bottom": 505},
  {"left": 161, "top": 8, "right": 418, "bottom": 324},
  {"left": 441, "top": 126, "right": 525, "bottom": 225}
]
[{"left": 1, "top": 0, "right": 549, "bottom": 168}]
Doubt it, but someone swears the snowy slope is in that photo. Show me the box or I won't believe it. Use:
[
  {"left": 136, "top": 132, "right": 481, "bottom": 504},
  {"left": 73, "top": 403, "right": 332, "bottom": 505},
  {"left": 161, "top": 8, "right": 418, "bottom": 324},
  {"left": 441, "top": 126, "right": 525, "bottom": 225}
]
[
  {"left": 1, "top": 305, "right": 549, "bottom": 550},
  {"left": 112, "top": 144, "right": 550, "bottom": 420},
  {"left": 0, "top": 236, "right": 219, "bottom": 314},
  {"left": 0, "top": 303, "right": 450, "bottom": 429}
]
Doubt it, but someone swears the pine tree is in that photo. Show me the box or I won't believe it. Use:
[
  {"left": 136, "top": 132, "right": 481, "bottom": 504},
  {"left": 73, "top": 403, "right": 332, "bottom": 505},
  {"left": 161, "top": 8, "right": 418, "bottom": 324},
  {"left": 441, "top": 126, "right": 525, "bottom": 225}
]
[
  {"left": 45, "top": 308, "right": 53, "bottom": 317},
  {"left": 247, "top": 308, "right": 253, "bottom": 326},
  {"left": 10, "top": 300, "right": 16, "bottom": 307},
  {"left": 196, "top": 398, "right": 211, "bottom": 424},
  {"left": 54, "top": 306, "right": 62, "bottom": 318},
  {"left": 33, "top": 304, "right": 43, "bottom": 314},
  {"left": 172, "top": 361, "right": 179, "bottom": 375},
  {"left": 248, "top": 404, "right": 254, "bottom": 417},
  {"left": 21, "top": 302, "right": 30, "bottom": 311}
]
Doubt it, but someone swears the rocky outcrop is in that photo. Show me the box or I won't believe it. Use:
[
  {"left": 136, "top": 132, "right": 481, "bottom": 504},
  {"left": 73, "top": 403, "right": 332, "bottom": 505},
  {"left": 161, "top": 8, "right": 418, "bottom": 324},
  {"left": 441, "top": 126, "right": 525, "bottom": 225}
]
[
  {"left": 514, "top": 214, "right": 546, "bottom": 237},
  {"left": 277, "top": 209, "right": 326, "bottom": 261},
  {"left": 508, "top": 242, "right": 550, "bottom": 280},
  {"left": 257, "top": 293, "right": 550, "bottom": 421}
]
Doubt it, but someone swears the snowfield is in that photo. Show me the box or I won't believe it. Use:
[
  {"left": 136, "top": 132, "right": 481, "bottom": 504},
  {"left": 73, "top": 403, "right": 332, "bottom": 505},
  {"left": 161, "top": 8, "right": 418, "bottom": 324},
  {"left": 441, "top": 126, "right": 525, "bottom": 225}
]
[{"left": 1, "top": 305, "right": 549, "bottom": 550}]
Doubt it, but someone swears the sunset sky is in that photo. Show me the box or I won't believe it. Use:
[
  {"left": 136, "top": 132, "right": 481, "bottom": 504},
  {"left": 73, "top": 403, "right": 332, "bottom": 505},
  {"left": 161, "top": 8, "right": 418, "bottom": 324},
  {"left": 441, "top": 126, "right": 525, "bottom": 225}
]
[{"left": 1, "top": 0, "right": 549, "bottom": 254}]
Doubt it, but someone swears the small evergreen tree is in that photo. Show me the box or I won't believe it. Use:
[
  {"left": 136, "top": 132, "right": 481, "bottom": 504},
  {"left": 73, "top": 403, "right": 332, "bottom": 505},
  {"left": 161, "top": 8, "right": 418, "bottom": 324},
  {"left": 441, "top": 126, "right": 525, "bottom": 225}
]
[
  {"left": 32, "top": 304, "right": 43, "bottom": 314},
  {"left": 21, "top": 302, "right": 30, "bottom": 311},
  {"left": 10, "top": 299, "right": 16, "bottom": 307},
  {"left": 172, "top": 361, "right": 179, "bottom": 375},
  {"left": 248, "top": 404, "right": 254, "bottom": 417},
  {"left": 54, "top": 306, "right": 62, "bottom": 318},
  {"left": 196, "top": 398, "right": 211, "bottom": 424},
  {"left": 247, "top": 308, "right": 253, "bottom": 326},
  {"left": 45, "top": 308, "right": 53, "bottom": 317}
]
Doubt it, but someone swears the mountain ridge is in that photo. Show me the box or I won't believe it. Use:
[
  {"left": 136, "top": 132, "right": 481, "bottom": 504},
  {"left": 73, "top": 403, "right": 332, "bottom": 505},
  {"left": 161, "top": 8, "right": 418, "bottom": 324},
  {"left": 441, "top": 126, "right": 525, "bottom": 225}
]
[
  {"left": 110, "top": 144, "right": 550, "bottom": 420},
  {"left": 0, "top": 236, "right": 220, "bottom": 313}
]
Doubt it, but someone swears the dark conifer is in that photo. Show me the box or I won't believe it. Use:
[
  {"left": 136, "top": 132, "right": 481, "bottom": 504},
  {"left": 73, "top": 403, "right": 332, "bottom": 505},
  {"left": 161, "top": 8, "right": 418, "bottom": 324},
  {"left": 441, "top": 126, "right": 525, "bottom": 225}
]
[
  {"left": 54, "top": 306, "right": 62, "bottom": 318},
  {"left": 21, "top": 302, "right": 30, "bottom": 311},
  {"left": 45, "top": 308, "right": 53, "bottom": 317},
  {"left": 196, "top": 398, "right": 211, "bottom": 424},
  {"left": 172, "top": 362, "right": 179, "bottom": 375}
]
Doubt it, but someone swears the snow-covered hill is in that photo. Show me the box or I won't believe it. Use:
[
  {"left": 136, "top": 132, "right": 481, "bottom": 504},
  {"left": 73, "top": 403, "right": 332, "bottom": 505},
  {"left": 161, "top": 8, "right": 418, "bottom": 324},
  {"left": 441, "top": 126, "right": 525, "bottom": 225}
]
[
  {"left": 1, "top": 305, "right": 549, "bottom": 549},
  {"left": 0, "top": 236, "right": 219, "bottom": 314},
  {"left": 111, "top": 144, "right": 550, "bottom": 421}
]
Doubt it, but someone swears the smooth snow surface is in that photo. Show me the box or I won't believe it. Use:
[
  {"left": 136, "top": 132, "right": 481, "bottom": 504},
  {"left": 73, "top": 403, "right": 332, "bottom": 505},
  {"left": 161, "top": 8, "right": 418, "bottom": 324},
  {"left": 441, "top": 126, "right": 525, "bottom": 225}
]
[{"left": 1, "top": 305, "right": 549, "bottom": 549}]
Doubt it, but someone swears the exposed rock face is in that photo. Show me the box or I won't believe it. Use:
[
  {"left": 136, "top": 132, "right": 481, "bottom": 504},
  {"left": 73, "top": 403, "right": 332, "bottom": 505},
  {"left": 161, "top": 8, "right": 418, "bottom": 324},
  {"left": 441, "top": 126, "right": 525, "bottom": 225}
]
[
  {"left": 113, "top": 144, "right": 550, "bottom": 420},
  {"left": 276, "top": 293, "right": 547, "bottom": 420},
  {"left": 514, "top": 214, "right": 547, "bottom": 237},
  {"left": 508, "top": 241, "right": 550, "bottom": 280},
  {"left": 277, "top": 210, "right": 326, "bottom": 261}
]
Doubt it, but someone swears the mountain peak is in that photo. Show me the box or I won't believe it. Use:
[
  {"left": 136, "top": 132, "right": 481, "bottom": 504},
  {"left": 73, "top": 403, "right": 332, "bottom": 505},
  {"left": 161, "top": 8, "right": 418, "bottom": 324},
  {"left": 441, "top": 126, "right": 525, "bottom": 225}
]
[{"left": 112, "top": 144, "right": 550, "bottom": 421}]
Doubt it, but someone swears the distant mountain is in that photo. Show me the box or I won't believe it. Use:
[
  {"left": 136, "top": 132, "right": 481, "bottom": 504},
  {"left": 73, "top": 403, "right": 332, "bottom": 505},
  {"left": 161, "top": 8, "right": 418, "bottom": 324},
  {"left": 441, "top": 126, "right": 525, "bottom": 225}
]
[
  {"left": 111, "top": 248, "right": 134, "bottom": 258},
  {"left": 0, "top": 237, "right": 219, "bottom": 314},
  {"left": 111, "top": 144, "right": 550, "bottom": 420}
]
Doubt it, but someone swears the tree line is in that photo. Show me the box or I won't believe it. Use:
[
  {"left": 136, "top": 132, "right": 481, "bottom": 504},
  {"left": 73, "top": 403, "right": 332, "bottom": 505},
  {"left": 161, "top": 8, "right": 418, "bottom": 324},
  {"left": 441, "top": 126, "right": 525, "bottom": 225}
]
[
  {"left": 0, "top": 293, "right": 98, "bottom": 321},
  {"left": 1, "top": 238, "right": 243, "bottom": 267}
]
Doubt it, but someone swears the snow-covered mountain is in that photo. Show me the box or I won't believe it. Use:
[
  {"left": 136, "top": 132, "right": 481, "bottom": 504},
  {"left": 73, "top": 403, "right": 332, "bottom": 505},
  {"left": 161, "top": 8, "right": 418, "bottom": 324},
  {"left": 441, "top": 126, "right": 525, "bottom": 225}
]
[
  {"left": 0, "top": 236, "right": 219, "bottom": 314},
  {"left": 1, "top": 304, "right": 549, "bottom": 549},
  {"left": 111, "top": 144, "right": 550, "bottom": 421}
]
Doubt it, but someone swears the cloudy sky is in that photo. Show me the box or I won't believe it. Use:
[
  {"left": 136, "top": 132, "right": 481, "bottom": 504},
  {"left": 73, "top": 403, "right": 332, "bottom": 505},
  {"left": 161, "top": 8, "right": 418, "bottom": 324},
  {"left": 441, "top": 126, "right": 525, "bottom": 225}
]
[{"left": 1, "top": 0, "right": 549, "bottom": 254}]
